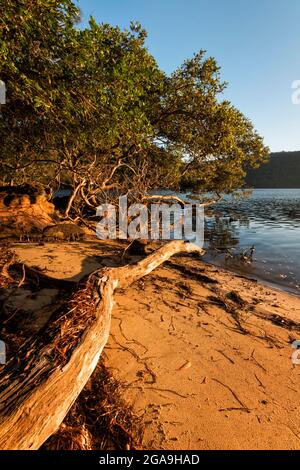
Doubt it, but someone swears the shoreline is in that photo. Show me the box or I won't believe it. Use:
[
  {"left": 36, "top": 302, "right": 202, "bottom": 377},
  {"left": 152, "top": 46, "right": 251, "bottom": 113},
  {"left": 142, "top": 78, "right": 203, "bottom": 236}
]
[
  {"left": 203, "top": 256, "right": 300, "bottom": 299},
  {"left": 6, "top": 239, "right": 300, "bottom": 449}
]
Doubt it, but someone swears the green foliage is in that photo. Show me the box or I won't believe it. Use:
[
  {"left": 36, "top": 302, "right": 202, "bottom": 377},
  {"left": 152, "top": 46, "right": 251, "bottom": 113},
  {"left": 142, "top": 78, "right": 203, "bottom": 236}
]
[
  {"left": 0, "top": 0, "right": 80, "bottom": 182},
  {"left": 0, "top": 0, "right": 269, "bottom": 209},
  {"left": 246, "top": 151, "right": 300, "bottom": 188},
  {"left": 158, "top": 53, "right": 269, "bottom": 193}
]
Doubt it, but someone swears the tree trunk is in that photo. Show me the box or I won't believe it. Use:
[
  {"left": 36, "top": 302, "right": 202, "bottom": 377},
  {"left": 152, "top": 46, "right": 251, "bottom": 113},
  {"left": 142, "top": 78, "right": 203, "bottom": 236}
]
[
  {"left": 0, "top": 240, "right": 204, "bottom": 450},
  {"left": 64, "top": 181, "right": 85, "bottom": 218}
]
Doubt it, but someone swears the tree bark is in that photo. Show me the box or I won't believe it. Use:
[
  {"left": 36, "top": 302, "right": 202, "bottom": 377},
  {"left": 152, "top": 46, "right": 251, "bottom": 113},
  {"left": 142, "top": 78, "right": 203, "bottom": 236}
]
[
  {"left": 0, "top": 240, "right": 204, "bottom": 450},
  {"left": 64, "top": 181, "right": 86, "bottom": 218}
]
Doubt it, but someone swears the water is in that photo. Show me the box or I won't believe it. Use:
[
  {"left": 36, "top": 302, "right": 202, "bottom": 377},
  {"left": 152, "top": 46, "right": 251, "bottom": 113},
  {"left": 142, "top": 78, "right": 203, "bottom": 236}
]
[
  {"left": 55, "top": 187, "right": 300, "bottom": 295},
  {"left": 202, "top": 189, "right": 300, "bottom": 295}
]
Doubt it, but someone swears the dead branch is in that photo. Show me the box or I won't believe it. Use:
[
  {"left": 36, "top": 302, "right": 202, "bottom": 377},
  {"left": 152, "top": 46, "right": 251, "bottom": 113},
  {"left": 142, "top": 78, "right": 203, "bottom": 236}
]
[
  {"left": 0, "top": 240, "right": 204, "bottom": 450},
  {"left": 142, "top": 192, "right": 223, "bottom": 207}
]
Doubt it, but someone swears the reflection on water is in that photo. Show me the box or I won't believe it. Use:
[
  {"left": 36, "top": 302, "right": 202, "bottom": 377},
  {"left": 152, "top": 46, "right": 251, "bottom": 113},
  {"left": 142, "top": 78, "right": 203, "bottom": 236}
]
[
  {"left": 57, "top": 188, "right": 300, "bottom": 295},
  {"left": 203, "top": 189, "right": 300, "bottom": 296}
]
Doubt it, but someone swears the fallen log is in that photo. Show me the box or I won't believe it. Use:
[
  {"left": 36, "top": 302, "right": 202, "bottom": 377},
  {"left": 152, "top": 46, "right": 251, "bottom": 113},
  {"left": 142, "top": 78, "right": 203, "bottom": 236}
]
[{"left": 0, "top": 240, "right": 204, "bottom": 450}]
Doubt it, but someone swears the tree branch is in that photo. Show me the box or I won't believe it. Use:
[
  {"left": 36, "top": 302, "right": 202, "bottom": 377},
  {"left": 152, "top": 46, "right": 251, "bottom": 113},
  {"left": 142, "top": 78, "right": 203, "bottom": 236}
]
[{"left": 0, "top": 240, "right": 204, "bottom": 450}]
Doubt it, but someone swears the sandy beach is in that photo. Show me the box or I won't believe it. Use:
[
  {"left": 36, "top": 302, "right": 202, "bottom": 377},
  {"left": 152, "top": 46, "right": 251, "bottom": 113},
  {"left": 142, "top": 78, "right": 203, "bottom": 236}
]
[
  {"left": 8, "top": 238, "right": 300, "bottom": 450},
  {"left": 3, "top": 0, "right": 300, "bottom": 457}
]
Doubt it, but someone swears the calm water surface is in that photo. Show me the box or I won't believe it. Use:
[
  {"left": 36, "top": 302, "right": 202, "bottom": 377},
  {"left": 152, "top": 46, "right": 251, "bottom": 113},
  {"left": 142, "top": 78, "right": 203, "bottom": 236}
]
[
  {"left": 202, "top": 189, "right": 300, "bottom": 295},
  {"left": 57, "top": 188, "right": 300, "bottom": 295}
]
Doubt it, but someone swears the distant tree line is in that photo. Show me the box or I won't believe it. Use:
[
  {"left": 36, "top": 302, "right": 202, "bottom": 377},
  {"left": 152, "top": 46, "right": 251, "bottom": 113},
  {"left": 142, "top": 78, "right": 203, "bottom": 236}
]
[
  {"left": 0, "top": 0, "right": 269, "bottom": 216},
  {"left": 245, "top": 151, "right": 300, "bottom": 188}
]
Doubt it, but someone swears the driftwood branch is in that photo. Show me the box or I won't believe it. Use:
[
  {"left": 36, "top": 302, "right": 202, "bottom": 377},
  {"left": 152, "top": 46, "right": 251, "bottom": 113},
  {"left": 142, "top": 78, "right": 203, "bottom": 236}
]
[
  {"left": 142, "top": 194, "right": 188, "bottom": 205},
  {"left": 0, "top": 240, "right": 204, "bottom": 450},
  {"left": 142, "top": 192, "right": 223, "bottom": 207}
]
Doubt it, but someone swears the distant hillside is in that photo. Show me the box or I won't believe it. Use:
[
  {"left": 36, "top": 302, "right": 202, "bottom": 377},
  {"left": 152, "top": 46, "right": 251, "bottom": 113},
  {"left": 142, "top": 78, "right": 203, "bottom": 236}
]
[{"left": 246, "top": 151, "right": 300, "bottom": 188}]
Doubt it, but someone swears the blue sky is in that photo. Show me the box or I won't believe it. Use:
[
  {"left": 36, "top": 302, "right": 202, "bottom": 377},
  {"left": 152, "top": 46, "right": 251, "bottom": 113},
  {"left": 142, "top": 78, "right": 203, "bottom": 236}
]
[{"left": 77, "top": 0, "right": 300, "bottom": 152}]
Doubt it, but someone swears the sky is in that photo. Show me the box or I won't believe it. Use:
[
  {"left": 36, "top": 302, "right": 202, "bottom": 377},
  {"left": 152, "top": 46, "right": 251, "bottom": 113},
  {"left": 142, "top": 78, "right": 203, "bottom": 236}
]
[{"left": 77, "top": 0, "right": 300, "bottom": 152}]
